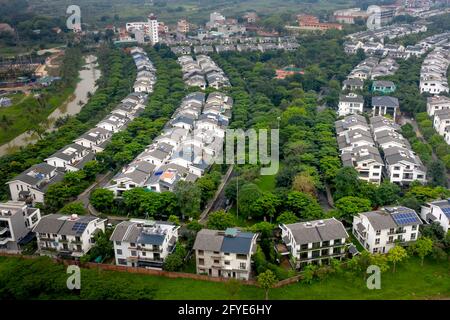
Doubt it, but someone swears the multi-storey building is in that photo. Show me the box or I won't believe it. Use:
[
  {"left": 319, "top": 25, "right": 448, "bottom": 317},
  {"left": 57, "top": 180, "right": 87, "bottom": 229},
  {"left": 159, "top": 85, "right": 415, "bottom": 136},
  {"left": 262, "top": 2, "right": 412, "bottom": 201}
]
[
  {"left": 353, "top": 206, "right": 422, "bottom": 254},
  {"left": 33, "top": 214, "right": 106, "bottom": 259},
  {"left": 193, "top": 228, "right": 258, "bottom": 280},
  {"left": 0, "top": 201, "right": 41, "bottom": 253},
  {"left": 110, "top": 219, "right": 179, "bottom": 269},
  {"left": 279, "top": 218, "right": 348, "bottom": 269},
  {"left": 420, "top": 198, "right": 450, "bottom": 232},
  {"left": 426, "top": 95, "right": 450, "bottom": 117},
  {"left": 341, "top": 145, "right": 384, "bottom": 184},
  {"left": 384, "top": 147, "right": 427, "bottom": 185},
  {"left": 338, "top": 93, "right": 364, "bottom": 116}
]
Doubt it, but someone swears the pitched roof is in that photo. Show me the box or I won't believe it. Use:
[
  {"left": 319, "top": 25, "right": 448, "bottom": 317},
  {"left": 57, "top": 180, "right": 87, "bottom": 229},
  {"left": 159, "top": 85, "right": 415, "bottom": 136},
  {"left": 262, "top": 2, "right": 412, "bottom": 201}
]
[
  {"left": 283, "top": 218, "right": 348, "bottom": 245},
  {"left": 372, "top": 96, "right": 399, "bottom": 108},
  {"left": 193, "top": 228, "right": 256, "bottom": 254}
]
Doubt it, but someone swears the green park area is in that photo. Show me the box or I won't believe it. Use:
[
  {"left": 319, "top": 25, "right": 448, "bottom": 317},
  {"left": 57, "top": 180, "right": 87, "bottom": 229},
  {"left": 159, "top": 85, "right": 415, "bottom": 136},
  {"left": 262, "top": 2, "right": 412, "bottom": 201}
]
[{"left": 0, "top": 255, "right": 448, "bottom": 300}]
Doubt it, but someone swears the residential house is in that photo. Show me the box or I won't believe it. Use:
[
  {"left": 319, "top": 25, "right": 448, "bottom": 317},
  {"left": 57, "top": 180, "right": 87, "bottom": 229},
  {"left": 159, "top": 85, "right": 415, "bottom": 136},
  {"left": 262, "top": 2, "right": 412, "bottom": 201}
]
[
  {"left": 106, "top": 161, "right": 156, "bottom": 196},
  {"left": 426, "top": 95, "right": 450, "bottom": 117},
  {"left": 384, "top": 147, "right": 427, "bottom": 185},
  {"left": 74, "top": 127, "right": 112, "bottom": 153},
  {"left": 342, "top": 78, "right": 364, "bottom": 91},
  {"left": 353, "top": 206, "right": 422, "bottom": 254},
  {"left": 420, "top": 198, "right": 450, "bottom": 232},
  {"left": 372, "top": 96, "right": 400, "bottom": 120},
  {"left": 341, "top": 145, "right": 384, "bottom": 184},
  {"left": 193, "top": 228, "right": 258, "bottom": 280},
  {"left": 433, "top": 109, "right": 450, "bottom": 136},
  {"left": 33, "top": 214, "right": 106, "bottom": 259},
  {"left": 372, "top": 80, "right": 396, "bottom": 94},
  {"left": 279, "top": 218, "right": 348, "bottom": 269},
  {"left": 44, "top": 143, "right": 94, "bottom": 172},
  {"left": 0, "top": 201, "right": 41, "bottom": 253},
  {"left": 338, "top": 93, "right": 364, "bottom": 116},
  {"left": 110, "top": 219, "right": 179, "bottom": 269},
  {"left": 7, "top": 163, "right": 63, "bottom": 204}
]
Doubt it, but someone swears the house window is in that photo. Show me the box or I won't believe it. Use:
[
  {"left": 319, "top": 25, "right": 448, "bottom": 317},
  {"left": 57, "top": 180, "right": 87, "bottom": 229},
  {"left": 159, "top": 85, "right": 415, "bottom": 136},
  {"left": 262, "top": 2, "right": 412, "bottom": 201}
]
[
  {"left": 130, "top": 243, "right": 136, "bottom": 247},
  {"left": 410, "top": 233, "right": 416, "bottom": 240},
  {"left": 376, "top": 230, "right": 381, "bottom": 236},
  {"left": 412, "top": 225, "right": 417, "bottom": 231},
  {"left": 300, "top": 244, "right": 308, "bottom": 250},
  {"left": 214, "top": 259, "right": 220, "bottom": 264},
  {"left": 116, "top": 249, "right": 122, "bottom": 255},
  {"left": 198, "top": 250, "right": 204, "bottom": 256},
  {"left": 115, "top": 241, "right": 121, "bottom": 246},
  {"left": 142, "top": 252, "right": 146, "bottom": 256},
  {"left": 375, "top": 238, "right": 380, "bottom": 245},
  {"left": 333, "top": 247, "right": 341, "bottom": 254},
  {"left": 131, "top": 250, "right": 137, "bottom": 256},
  {"left": 198, "top": 258, "right": 204, "bottom": 266},
  {"left": 224, "top": 261, "right": 230, "bottom": 265},
  {"left": 239, "top": 262, "right": 246, "bottom": 270},
  {"left": 373, "top": 248, "right": 378, "bottom": 253},
  {"left": 236, "top": 254, "right": 247, "bottom": 260}
]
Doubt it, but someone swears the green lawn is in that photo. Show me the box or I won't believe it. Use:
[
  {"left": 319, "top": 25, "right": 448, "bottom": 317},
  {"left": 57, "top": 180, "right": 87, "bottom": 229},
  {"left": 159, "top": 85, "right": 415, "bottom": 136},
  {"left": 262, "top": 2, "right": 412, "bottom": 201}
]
[
  {"left": 0, "top": 87, "right": 74, "bottom": 145},
  {"left": 0, "top": 255, "right": 448, "bottom": 300}
]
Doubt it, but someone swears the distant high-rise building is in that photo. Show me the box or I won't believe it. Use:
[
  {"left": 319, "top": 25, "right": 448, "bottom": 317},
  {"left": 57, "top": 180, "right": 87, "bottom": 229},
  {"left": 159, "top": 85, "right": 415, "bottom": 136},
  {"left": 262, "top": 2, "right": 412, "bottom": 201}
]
[{"left": 148, "top": 13, "right": 159, "bottom": 44}]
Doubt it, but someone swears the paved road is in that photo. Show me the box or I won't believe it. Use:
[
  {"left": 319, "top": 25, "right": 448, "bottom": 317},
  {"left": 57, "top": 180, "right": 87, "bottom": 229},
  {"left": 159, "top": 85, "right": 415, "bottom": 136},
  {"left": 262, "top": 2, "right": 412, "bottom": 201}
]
[{"left": 199, "top": 165, "right": 234, "bottom": 223}]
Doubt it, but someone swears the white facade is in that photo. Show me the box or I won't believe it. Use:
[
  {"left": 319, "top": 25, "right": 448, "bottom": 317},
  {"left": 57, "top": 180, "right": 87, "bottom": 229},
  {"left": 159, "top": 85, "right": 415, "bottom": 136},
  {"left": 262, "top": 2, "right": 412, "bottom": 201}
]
[
  {"left": 34, "top": 214, "right": 106, "bottom": 258},
  {"left": 338, "top": 93, "right": 364, "bottom": 116},
  {"left": 353, "top": 207, "right": 422, "bottom": 254},
  {"left": 426, "top": 95, "right": 450, "bottom": 117},
  {"left": 385, "top": 147, "right": 427, "bottom": 185},
  {"left": 433, "top": 109, "right": 450, "bottom": 136},
  {"left": 280, "top": 218, "right": 348, "bottom": 269},
  {"left": 420, "top": 199, "right": 450, "bottom": 232},
  {"left": 193, "top": 228, "right": 257, "bottom": 280},
  {"left": 111, "top": 219, "right": 179, "bottom": 269},
  {"left": 0, "top": 201, "right": 41, "bottom": 253}
]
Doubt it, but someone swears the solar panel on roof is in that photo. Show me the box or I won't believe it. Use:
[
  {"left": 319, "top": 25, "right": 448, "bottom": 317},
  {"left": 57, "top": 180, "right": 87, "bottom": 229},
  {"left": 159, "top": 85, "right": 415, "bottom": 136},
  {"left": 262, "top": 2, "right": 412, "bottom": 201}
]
[
  {"left": 72, "top": 222, "right": 87, "bottom": 233},
  {"left": 392, "top": 212, "right": 420, "bottom": 225},
  {"left": 442, "top": 207, "right": 450, "bottom": 218}
]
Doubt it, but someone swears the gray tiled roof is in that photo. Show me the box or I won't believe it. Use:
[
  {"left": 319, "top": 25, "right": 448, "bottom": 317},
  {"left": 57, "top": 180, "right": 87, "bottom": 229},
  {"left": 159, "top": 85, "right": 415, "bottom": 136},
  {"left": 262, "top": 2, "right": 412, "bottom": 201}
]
[
  {"left": 193, "top": 228, "right": 256, "bottom": 254},
  {"left": 372, "top": 96, "right": 399, "bottom": 108},
  {"left": 283, "top": 218, "right": 348, "bottom": 245}
]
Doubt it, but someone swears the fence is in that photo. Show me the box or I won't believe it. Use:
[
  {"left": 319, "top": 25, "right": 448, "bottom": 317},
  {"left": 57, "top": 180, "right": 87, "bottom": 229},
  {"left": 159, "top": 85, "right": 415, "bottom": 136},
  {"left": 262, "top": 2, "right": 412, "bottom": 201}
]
[{"left": 0, "top": 251, "right": 308, "bottom": 288}]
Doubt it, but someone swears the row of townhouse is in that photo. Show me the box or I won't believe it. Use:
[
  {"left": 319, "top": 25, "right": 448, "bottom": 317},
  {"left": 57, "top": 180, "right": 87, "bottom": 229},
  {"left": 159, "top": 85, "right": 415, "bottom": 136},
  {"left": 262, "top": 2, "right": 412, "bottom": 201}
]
[
  {"left": 6, "top": 47, "right": 153, "bottom": 205},
  {"left": 106, "top": 91, "right": 233, "bottom": 195},
  {"left": 347, "top": 57, "right": 399, "bottom": 81},
  {"left": 171, "top": 42, "right": 300, "bottom": 55},
  {"left": 344, "top": 41, "right": 426, "bottom": 59},
  {"left": 420, "top": 48, "right": 450, "bottom": 95},
  {"left": 338, "top": 94, "right": 399, "bottom": 120},
  {"left": 417, "top": 32, "right": 450, "bottom": 51},
  {"left": 336, "top": 114, "right": 426, "bottom": 185},
  {"left": 427, "top": 95, "right": 450, "bottom": 145},
  {"left": 166, "top": 36, "right": 297, "bottom": 46},
  {"left": 336, "top": 115, "right": 384, "bottom": 184},
  {"left": 178, "top": 55, "right": 230, "bottom": 90},
  {"left": 346, "top": 23, "right": 427, "bottom": 43}
]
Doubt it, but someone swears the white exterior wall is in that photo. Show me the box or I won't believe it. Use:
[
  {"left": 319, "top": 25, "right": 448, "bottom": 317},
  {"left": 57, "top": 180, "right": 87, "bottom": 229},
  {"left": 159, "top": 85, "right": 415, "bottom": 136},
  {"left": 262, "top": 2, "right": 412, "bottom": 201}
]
[
  {"left": 353, "top": 215, "right": 420, "bottom": 254},
  {"left": 36, "top": 219, "right": 105, "bottom": 257},
  {"left": 387, "top": 162, "right": 426, "bottom": 184},
  {"left": 113, "top": 227, "right": 178, "bottom": 268},
  {"left": 195, "top": 249, "right": 252, "bottom": 280},
  {"left": 420, "top": 205, "right": 450, "bottom": 232},
  {"left": 338, "top": 101, "right": 364, "bottom": 117}
]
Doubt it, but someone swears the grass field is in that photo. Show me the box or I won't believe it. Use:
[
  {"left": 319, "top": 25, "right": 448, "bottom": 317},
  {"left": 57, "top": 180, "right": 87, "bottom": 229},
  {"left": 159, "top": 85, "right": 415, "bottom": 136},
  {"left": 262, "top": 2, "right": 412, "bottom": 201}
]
[
  {"left": 0, "top": 87, "right": 74, "bottom": 145},
  {"left": 0, "top": 255, "right": 448, "bottom": 299}
]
